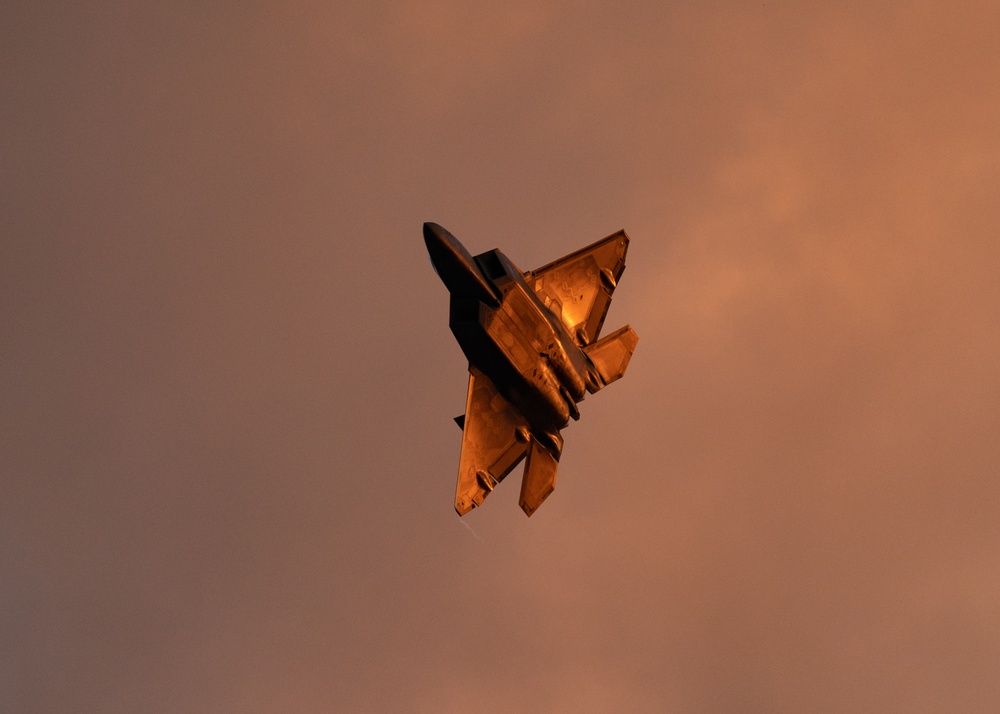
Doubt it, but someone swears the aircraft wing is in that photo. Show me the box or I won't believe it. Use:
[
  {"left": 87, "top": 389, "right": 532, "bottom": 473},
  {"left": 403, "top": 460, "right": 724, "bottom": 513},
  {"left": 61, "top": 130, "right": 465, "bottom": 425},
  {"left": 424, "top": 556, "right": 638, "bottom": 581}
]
[
  {"left": 454, "top": 367, "right": 530, "bottom": 515},
  {"left": 526, "top": 230, "right": 629, "bottom": 346}
]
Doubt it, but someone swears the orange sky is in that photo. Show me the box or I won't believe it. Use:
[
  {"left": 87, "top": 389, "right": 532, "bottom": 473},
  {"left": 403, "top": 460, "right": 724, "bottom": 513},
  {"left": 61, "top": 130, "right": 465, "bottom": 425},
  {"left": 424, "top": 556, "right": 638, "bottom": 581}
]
[{"left": 3, "top": 2, "right": 999, "bottom": 711}]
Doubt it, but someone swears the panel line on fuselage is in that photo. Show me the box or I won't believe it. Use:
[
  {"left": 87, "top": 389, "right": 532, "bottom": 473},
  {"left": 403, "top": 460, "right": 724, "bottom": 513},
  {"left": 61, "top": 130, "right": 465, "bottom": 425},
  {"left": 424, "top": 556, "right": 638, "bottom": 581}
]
[{"left": 450, "top": 249, "right": 587, "bottom": 434}]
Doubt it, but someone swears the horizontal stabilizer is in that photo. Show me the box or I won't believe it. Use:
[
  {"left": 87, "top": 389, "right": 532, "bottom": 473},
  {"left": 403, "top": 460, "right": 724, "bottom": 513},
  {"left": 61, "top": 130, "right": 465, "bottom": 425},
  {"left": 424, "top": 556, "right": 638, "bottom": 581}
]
[
  {"left": 519, "top": 438, "right": 559, "bottom": 517},
  {"left": 583, "top": 324, "right": 638, "bottom": 392}
]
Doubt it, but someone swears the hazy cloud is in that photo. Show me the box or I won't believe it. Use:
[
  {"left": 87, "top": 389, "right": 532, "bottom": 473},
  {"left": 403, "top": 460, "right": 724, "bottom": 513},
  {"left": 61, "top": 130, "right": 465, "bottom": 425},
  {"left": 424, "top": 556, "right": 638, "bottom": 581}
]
[{"left": 3, "top": 1, "right": 999, "bottom": 712}]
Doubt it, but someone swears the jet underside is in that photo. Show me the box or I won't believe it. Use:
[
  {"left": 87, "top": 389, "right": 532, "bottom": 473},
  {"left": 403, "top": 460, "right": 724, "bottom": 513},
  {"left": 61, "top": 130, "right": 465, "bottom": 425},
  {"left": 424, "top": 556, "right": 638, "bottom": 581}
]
[{"left": 424, "top": 222, "right": 638, "bottom": 517}]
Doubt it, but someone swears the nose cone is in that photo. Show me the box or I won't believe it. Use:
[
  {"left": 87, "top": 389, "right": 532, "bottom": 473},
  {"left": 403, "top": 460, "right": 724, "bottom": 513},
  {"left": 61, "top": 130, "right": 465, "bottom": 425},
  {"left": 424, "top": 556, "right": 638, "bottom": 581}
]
[
  {"left": 423, "top": 222, "right": 500, "bottom": 306},
  {"left": 423, "top": 222, "right": 464, "bottom": 262}
]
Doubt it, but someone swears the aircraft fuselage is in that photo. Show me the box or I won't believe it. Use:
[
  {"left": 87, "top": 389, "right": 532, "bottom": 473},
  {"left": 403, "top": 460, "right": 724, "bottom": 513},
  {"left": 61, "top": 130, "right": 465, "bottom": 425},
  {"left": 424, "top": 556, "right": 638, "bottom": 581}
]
[
  {"left": 425, "top": 223, "right": 597, "bottom": 450},
  {"left": 424, "top": 220, "right": 638, "bottom": 516}
]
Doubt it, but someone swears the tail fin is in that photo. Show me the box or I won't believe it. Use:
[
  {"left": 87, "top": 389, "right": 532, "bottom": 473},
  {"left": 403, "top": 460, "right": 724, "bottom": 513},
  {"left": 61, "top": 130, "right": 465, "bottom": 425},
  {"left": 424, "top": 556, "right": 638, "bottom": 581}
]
[{"left": 583, "top": 325, "right": 638, "bottom": 393}]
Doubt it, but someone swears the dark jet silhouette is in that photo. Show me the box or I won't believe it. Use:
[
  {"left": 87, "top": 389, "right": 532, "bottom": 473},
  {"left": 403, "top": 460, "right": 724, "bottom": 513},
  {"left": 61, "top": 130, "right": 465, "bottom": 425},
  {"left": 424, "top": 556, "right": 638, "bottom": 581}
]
[{"left": 425, "top": 222, "right": 638, "bottom": 517}]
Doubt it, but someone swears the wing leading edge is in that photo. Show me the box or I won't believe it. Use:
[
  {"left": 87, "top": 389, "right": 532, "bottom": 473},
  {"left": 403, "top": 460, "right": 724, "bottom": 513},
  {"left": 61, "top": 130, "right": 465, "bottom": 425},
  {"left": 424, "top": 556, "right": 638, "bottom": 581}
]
[{"left": 454, "top": 367, "right": 561, "bottom": 517}]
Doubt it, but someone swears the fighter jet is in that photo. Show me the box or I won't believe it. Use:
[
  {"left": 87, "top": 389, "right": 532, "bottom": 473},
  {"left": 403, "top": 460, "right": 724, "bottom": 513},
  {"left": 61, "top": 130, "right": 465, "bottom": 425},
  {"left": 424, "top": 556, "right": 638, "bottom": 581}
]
[{"left": 424, "top": 222, "right": 638, "bottom": 517}]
